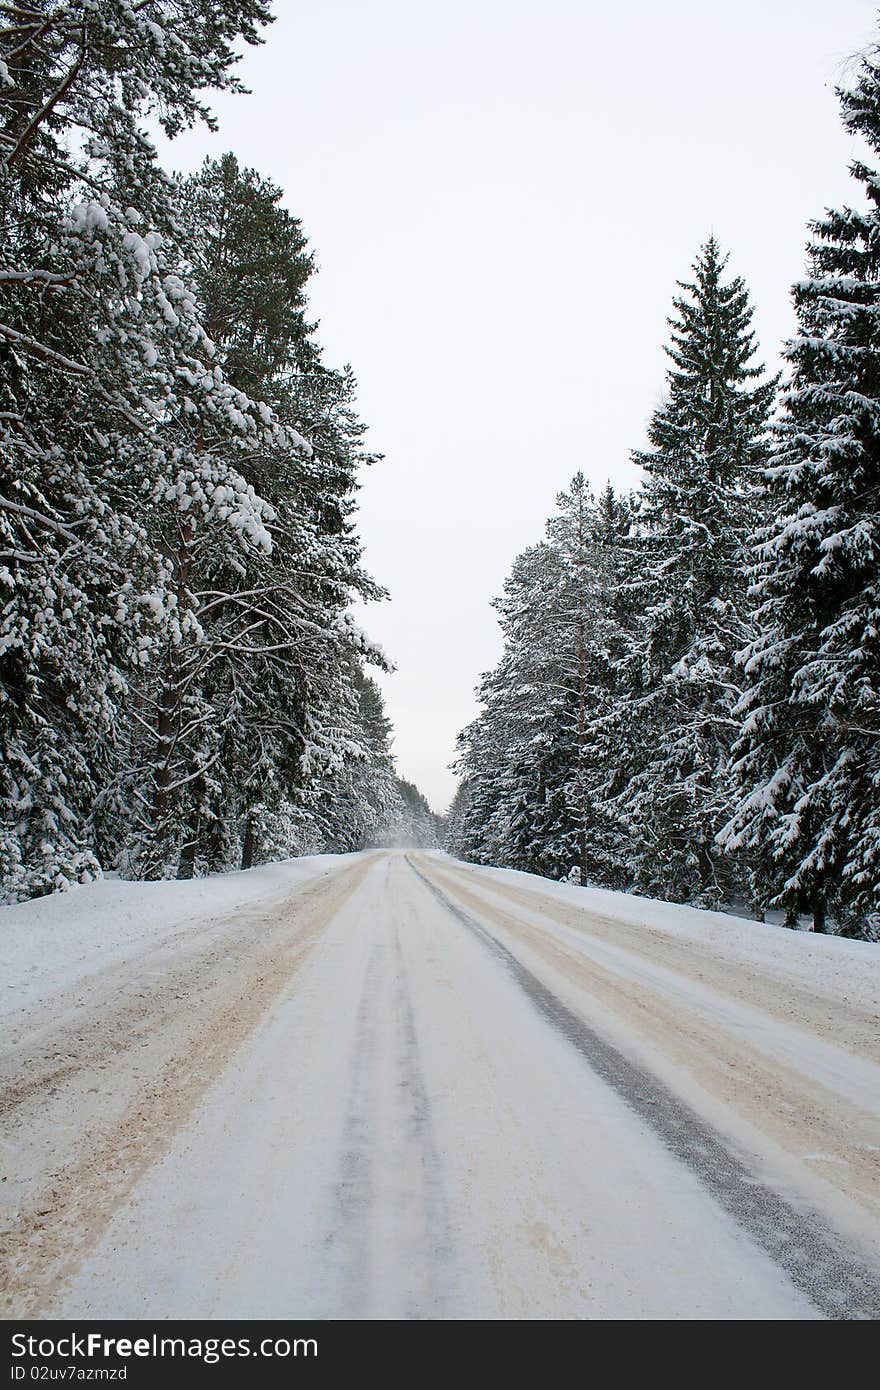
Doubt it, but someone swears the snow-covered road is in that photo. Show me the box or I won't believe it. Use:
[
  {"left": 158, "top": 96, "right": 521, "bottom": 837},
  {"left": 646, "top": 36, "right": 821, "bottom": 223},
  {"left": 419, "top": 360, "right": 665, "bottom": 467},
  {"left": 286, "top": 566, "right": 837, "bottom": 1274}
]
[{"left": 2, "top": 850, "right": 879, "bottom": 1319}]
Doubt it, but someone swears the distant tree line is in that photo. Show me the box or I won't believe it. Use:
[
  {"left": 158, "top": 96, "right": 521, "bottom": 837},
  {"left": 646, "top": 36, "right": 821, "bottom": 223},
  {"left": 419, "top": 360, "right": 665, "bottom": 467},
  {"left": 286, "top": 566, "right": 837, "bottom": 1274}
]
[{"left": 449, "top": 41, "right": 880, "bottom": 939}]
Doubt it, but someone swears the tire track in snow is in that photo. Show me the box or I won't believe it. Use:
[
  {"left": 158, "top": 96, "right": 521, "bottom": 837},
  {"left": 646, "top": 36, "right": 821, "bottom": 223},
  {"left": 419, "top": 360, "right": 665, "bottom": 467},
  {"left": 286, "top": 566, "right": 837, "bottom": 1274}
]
[
  {"left": 320, "top": 923, "right": 454, "bottom": 1318},
  {"left": 441, "top": 863, "right": 880, "bottom": 1057},
  {"left": 0, "top": 857, "right": 374, "bottom": 1318},
  {"left": 407, "top": 857, "right": 880, "bottom": 1320},
  {"left": 424, "top": 859, "right": 880, "bottom": 1218}
]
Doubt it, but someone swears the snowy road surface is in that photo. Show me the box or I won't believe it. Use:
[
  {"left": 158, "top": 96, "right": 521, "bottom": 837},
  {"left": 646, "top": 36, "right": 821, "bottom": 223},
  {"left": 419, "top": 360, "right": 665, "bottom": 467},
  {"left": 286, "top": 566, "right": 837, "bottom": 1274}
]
[{"left": 2, "top": 850, "right": 879, "bottom": 1320}]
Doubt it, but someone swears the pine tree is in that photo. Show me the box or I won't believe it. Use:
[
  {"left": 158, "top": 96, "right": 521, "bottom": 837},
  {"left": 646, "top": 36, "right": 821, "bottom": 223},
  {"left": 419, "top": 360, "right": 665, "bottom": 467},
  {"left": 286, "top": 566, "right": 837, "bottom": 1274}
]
[
  {"left": 454, "top": 542, "right": 569, "bottom": 873},
  {"left": 0, "top": 3, "right": 275, "bottom": 896},
  {"left": 177, "top": 154, "right": 317, "bottom": 394},
  {"left": 611, "top": 239, "right": 776, "bottom": 905},
  {"left": 453, "top": 480, "right": 632, "bottom": 883},
  {"left": 302, "top": 673, "right": 401, "bottom": 853},
  {"left": 544, "top": 474, "right": 633, "bottom": 885},
  {"left": 163, "top": 155, "right": 386, "bottom": 874},
  {"left": 444, "top": 778, "right": 473, "bottom": 858},
  {"left": 721, "top": 47, "right": 880, "bottom": 934},
  {"left": 0, "top": 6, "right": 395, "bottom": 894},
  {"left": 1, "top": 4, "right": 273, "bottom": 311}
]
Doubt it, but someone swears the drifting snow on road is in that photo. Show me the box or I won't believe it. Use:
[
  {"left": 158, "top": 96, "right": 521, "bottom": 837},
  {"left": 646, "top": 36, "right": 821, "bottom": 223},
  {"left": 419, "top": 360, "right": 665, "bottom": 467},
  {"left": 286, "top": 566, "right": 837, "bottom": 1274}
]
[{"left": 2, "top": 851, "right": 879, "bottom": 1319}]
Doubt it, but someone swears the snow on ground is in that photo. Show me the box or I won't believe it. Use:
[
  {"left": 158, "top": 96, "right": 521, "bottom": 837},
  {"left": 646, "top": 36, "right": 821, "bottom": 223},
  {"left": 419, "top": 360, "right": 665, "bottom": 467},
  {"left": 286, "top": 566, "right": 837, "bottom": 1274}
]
[
  {"left": 468, "top": 855, "right": 880, "bottom": 1019},
  {"left": 419, "top": 854, "right": 880, "bottom": 1251},
  {"left": 1, "top": 852, "right": 359, "bottom": 1020},
  {"left": 47, "top": 854, "right": 819, "bottom": 1319},
  {"left": 2, "top": 849, "right": 878, "bottom": 1320}
]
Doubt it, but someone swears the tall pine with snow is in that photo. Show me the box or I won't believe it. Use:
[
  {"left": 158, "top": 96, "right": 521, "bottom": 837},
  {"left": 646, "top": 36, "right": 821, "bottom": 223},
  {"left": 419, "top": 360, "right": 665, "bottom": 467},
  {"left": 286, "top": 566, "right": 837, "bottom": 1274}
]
[
  {"left": 1, "top": 6, "right": 396, "bottom": 898},
  {"left": 0, "top": 2, "right": 275, "bottom": 896},
  {"left": 130, "top": 154, "right": 386, "bottom": 877},
  {"left": 721, "top": 49, "right": 880, "bottom": 935},
  {"left": 611, "top": 240, "right": 775, "bottom": 905},
  {"left": 454, "top": 541, "right": 571, "bottom": 873},
  {"left": 453, "top": 479, "right": 632, "bottom": 883},
  {"left": 545, "top": 475, "right": 633, "bottom": 885}
]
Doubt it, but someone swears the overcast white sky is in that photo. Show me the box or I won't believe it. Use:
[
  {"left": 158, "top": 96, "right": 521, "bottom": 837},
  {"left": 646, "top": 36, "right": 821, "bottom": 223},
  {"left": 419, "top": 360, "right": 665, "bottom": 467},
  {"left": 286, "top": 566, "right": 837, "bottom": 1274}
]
[{"left": 157, "top": 0, "right": 877, "bottom": 811}]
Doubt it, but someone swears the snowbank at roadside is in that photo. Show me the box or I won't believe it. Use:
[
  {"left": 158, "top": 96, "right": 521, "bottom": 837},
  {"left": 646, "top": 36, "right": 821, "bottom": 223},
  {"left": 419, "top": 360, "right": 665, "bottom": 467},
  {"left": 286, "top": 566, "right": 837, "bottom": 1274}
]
[
  {"left": 1, "top": 852, "right": 362, "bottom": 1020},
  {"left": 5, "top": 846, "right": 876, "bottom": 1032},
  {"left": 422, "top": 851, "right": 879, "bottom": 1019}
]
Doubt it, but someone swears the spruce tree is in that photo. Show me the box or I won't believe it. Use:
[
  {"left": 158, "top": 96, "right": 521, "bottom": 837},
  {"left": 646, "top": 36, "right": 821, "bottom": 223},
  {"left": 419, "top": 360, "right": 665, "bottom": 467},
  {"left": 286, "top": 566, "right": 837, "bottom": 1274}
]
[
  {"left": 721, "top": 47, "right": 880, "bottom": 934},
  {"left": 612, "top": 239, "right": 776, "bottom": 905},
  {"left": 544, "top": 474, "right": 632, "bottom": 885},
  {"left": 454, "top": 481, "right": 632, "bottom": 884},
  {"left": 454, "top": 542, "right": 568, "bottom": 873},
  {"left": 444, "top": 779, "right": 473, "bottom": 859},
  {"left": 385, "top": 779, "right": 441, "bottom": 848}
]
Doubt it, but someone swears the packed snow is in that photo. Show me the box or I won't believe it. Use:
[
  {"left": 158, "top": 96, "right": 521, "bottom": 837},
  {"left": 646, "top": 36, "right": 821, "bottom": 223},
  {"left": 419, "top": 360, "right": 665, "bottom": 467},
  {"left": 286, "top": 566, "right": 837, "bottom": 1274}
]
[{"left": 3, "top": 850, "right": 878, "bottom": 1320}]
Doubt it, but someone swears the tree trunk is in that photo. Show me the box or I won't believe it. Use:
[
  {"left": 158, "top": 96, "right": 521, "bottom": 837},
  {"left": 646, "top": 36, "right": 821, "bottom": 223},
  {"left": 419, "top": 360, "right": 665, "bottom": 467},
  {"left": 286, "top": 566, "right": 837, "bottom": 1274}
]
[
  {"left": 149, "top": 516, "right": 194, "bottom": 839},
  {"left": 176, "top": 820, "right": 199, "bottom": 880},
  {"left": 577, "top": 827, "right": 587, "bottom": 887},
  {"left": 812, "top": 900, "right": 828, "bottom": 933},
  {"left": 151, "top": 656, "right": 177, "bottom": 825},
  {"left": 697, "top": 837, "right": 714, "bottom": 900},
  {"left": 241, "top": 815, "right": 256, "bottom": 870}
]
